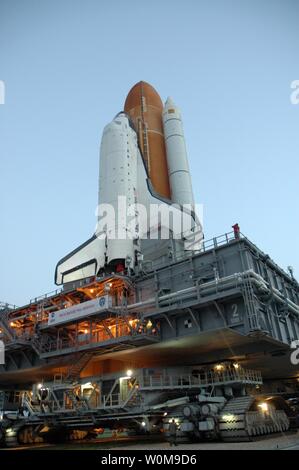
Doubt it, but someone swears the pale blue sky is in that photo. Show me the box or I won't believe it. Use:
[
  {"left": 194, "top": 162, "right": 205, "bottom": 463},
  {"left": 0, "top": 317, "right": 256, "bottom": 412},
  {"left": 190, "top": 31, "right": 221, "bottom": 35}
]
[{"left": 0, "top": 0, "right": 298, "bottom": 306}]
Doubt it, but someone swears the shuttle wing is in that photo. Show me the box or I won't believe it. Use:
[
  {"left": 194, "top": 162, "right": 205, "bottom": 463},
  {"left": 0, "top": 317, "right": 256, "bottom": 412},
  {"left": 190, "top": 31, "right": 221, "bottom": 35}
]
[{"left": 55, "top": 235, "right": 105, "bottom": 284}]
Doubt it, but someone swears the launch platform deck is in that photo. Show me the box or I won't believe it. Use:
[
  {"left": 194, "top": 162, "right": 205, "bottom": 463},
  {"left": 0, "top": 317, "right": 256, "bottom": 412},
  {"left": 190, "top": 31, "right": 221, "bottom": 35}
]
[{"left": 0, "top": 231, "right": 298, "bottom": 385}]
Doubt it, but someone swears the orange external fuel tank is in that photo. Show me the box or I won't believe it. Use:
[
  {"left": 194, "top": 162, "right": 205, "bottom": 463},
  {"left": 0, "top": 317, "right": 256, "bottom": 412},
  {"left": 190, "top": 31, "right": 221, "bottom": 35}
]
[{"left": 124, "top": 81, "right": 171, "bottom": 199}]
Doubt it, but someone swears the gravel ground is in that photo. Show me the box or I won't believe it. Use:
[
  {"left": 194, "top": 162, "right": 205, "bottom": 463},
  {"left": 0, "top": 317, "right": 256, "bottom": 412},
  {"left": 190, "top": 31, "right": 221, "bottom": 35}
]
[
  {"left": 5, "top": 430, "right": 299, "bottom": 451},
  {"left": 105, "top": 431, "right": 299, "bottom": 451}
]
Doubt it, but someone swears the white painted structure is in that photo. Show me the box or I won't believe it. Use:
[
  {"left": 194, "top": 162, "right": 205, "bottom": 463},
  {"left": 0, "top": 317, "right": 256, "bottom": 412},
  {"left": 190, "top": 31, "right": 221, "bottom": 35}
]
[
  {"left": 99, "top": 115, "right": 137, "bottom": 267},
  {"left": 47, "top": 295, "right": 112, "bottom": 326},
  {"left": 163, "top": 97, "right": 194, "bottom": 207}
]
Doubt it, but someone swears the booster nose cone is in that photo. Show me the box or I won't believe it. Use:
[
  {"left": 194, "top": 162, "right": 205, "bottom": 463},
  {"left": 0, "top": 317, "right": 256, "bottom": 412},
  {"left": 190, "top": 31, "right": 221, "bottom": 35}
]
[
  {"left": 163, "top": 97, "right": 181, "bottom": 119},
  {"left": 164, "top": 96, "right": 175, "bottom": 108},
  {"left": 124, "top": 81, "right": 171, "bottom": 200}
]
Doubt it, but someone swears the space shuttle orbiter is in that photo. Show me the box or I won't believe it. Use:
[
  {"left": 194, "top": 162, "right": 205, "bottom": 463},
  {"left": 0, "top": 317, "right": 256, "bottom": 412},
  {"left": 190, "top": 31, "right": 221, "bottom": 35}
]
[{"left": 55, "top": 81, "right": 202, "bottom": 285}]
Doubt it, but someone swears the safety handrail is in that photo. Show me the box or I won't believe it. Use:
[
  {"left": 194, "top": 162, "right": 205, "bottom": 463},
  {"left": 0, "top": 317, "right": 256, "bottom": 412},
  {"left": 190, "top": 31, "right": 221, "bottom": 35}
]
[{"left": 140, "top": 368, "right": 262, "bottom": 388}]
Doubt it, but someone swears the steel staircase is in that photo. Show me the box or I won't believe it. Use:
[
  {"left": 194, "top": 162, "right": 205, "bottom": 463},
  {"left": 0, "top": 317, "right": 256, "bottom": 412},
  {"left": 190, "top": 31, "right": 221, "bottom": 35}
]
[{"left": 64, "top": 352, "right": 93, "bottom": 383}]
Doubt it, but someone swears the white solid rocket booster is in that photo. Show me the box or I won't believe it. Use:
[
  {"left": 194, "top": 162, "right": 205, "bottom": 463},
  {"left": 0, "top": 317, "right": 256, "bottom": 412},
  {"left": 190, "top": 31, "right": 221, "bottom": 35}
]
[{"left": 162, "top": 97, "right": 194, "bottom": 207}]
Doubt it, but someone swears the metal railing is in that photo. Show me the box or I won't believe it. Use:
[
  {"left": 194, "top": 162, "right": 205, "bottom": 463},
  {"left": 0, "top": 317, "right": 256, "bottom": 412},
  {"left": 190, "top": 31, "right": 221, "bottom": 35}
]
[
  {"left": 39, "top": 324, "right": 159, "bottom": 355},
  {"left": 29, "top": 288, "right": 63, "bottom": 305},
  {"left": 139, "top": 368, "right": 262, "bottom": 389},
  {"left": 140, "top": 231, "right": 242, "bottom": 272},
  {"left": 102, "top": 383, "right": 140, "bottom": 409},
  {"left": 7, "top": 232, "right": 242, "bottom": 313},
  {"left": 102, "top": 393, "right": 121, "bottom": 408},
  {"left": 0, "top": 302, "right": 19, "bottom": 310},
  {"left": 179, "top": 230, "right": 241, "bottom": 254}
]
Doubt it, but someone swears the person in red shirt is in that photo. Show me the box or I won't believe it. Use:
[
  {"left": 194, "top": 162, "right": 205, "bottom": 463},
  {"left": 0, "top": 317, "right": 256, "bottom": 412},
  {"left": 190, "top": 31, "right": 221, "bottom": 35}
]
[
  {"left": 232, "top": 223, "right": 240, "bottom": 239},
  {"left": 115, "top": 262, "right": 125, "bottom": 273}
]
